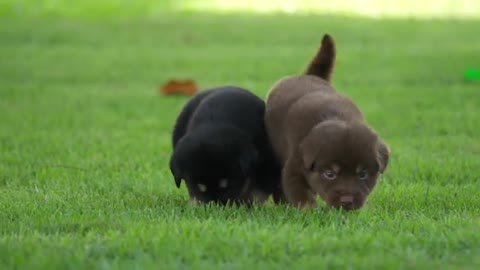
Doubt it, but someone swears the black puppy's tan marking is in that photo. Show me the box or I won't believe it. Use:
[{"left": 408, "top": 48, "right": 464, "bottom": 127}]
[
  {"left": 265, "top": 34, "right": 390, "bottom": 210},
  {"left": 170, "top": 86, "right": 284, "bottom": 205}
]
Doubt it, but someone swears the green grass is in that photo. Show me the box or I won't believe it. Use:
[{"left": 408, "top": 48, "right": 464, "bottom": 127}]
[{"left": 1, "top": 1, "right": 480, "bottom": 269}]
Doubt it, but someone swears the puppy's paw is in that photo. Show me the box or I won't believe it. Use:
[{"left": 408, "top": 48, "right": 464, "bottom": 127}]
[
  {"left": 251, "top": 189, "right": 269, "bottom": 204},
  {"left": 189, "top": 198, "right": 201, "bottom": 206},
  {"left": 298, "top": 199, "right": 318, "bottom": 209}
]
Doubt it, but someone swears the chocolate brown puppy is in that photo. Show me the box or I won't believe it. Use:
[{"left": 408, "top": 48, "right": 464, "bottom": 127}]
[{"left": 265, "top": 34, "right": 390, "bottom": 210}]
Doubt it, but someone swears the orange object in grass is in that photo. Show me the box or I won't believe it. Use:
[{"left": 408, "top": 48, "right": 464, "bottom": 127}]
[{"left": 161, "top": 79, "right": 198, "bottom": 96}]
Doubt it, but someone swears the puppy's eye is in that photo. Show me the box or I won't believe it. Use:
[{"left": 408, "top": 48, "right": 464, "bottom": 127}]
[
  {"left": 323, "top": 169, "right": 336, "bottom": 180},
  {"left": 197, "top": 184, "right": 207, "bottom": 192},
  {"left": 358, "top": 170, "right": 369, "bottom": 180},
  {"left": 309, "top": 162, "right": 316, "bottom": 171},
  {"left": 219, "top": 178, "right": 228, "bottom": 188}
]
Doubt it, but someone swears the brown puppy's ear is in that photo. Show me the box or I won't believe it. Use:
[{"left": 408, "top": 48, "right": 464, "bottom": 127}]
[
  {"left": 299, "top": 133, "right": 317, "bottom": 171},
  {"left": 305, "top": 34, "right": 336, "bottom": 82},
  {"left": 376, "top": 140, "right": 390, "bottom": 174},
  {"left": 299, "top": 120, "right": 345, "bottom": 170}
]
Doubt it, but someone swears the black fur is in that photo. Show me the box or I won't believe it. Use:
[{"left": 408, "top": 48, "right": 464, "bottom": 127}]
[{"left": 169, "top": 86, "right": 284, "bottom": 205}]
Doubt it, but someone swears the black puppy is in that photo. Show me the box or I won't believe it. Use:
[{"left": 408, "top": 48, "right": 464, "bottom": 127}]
[{"left": 169, "top": 86, "right": 284, "bottom": 205}]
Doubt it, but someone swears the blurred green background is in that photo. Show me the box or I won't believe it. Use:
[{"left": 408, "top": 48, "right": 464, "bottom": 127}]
[{"left": 2, "top": 0, "right": 479, "bottom": 18}]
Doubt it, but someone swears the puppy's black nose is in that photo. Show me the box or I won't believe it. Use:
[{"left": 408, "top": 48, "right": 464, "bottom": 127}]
[{"left": 339, "top": 195, "right": 354, "bottom": 210}]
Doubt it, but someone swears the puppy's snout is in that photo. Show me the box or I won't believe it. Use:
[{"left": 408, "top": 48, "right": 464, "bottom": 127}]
[
  {"left": 339, "top": 195, "right": 354, "bottom": 209},
  {"left": 340, "top": 195, "right": 353, "bottom": 204}
]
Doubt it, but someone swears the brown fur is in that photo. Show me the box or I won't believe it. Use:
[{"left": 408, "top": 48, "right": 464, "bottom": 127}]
[{"left": 265, "top": 34, "right": 390, "bottom": 210}]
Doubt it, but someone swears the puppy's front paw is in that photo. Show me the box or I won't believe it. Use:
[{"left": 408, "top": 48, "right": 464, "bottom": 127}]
[
  {"left": 282, "top": 167, "right": 317, "bottom": 209},
  {"left": 285, "top": 190, "right": 318, "bottom": 209},
  {"left": 250, "top": 189, "right": 269, "bottom": 204},
  {"left": 295, "top": 198, "right": 318, "bottom": 210},
  {"left": 189, "top": 198, "right": 200, "bottom": 206}
]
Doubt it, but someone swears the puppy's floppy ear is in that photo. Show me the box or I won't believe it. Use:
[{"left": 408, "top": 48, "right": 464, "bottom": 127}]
[
  {"left": 305, "top": 34, "right": 336, "bottom": 82},
  {"left": 299, "top": 132, "right": 318, "bottom": 171},
  {"left": 169, "top": 153, "right": 183, "bottom": 188},
  {"left": 300, "top": 120, "right": 346, "bottom": 170},
  {"left": 376, "top": 140, "right": 390, "bottom": 174}
]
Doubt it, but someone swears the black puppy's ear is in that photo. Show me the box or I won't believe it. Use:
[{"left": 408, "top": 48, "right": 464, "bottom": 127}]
[
  {"left": 173, "top": 174, "right": 182, "bottom": 188},
  {"left": 169, "top": 154, "right": 183, "bottom": 188},
  {"left": 377, "top": 140, "right": 390, "bottom": 174}
]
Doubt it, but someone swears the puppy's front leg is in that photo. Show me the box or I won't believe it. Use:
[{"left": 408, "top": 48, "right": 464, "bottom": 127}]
[
  {"left": 189, "top": 197, "right": 200, "bottom": 205},
  {"left": 272, "top": 187, "right": 288, "bottom": 204},
  {"left": 283, "top": 158, "right": 317, "bottom": 208}
]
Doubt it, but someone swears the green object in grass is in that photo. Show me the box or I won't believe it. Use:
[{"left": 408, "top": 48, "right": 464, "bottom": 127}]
[{"left": 464, "top": 69, "right": 480, "bottom": 80}]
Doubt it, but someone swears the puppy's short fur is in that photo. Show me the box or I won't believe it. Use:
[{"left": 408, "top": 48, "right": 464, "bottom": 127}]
[
  {"left": 170, "top": 86, "right": 284, "bottom": 205},
  {"left": 265, "top": 34, "right": 390, "bottom": 210}
]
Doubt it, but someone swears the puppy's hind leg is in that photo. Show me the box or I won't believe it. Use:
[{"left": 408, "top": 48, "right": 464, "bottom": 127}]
[{"left": 283, "top": 158, "right": 317, "bottom": 208}]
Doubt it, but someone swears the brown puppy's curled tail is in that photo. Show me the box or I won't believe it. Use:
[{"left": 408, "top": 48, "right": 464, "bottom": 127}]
[{"left": 305, "top": 34, "right": 336, "bottom": 82}]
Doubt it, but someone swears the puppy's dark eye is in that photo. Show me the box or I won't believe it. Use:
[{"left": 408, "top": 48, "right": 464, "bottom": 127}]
[
  {"left": 309, "top": 162, "right": 316, "bottom": 171},
  {"left": 358, "top": 170, "right": 369, "bottom": 180},
  {"left": 323, "top": 169, "right": 336, "bottom": 180}
]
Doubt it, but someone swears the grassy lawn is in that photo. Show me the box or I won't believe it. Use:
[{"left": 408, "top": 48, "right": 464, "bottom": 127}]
[{"left": 1, "top": 1, "right": 480, "bottom": 269}]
